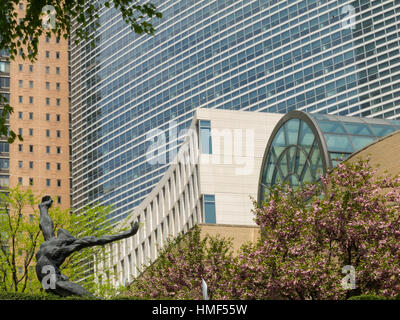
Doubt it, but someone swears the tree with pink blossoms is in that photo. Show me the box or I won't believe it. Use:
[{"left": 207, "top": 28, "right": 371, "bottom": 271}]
[
  {"left": 126, "top": 159, "right": 400, "bottom": 300},
  {"left": 128, "top": 225, "right": 235, "bottom": 299},
  {"left": 229, "top": 158, "right": 400, "bottom": 299}
]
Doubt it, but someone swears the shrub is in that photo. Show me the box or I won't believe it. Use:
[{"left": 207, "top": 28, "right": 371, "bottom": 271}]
[
  {"left": 0, "top": 291, "right": 143, "bottom": 300},
  {"left": 348, "top": 295, "right": 387, "bottom": 300},
  {"left": 128, "top": 225, "right": 235, "bottom": 300}
]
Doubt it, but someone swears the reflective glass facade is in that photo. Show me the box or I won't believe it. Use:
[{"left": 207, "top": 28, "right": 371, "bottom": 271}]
[
  {"left": 258, "top": 110, "right": 400, "bottom": 201},
  {"left": 70, "top": 0, "right": 400, "bottom": 225}
]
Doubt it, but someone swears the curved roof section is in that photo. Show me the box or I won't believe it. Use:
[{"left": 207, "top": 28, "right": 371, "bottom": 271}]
[
  {"left": 346, "top": 130, "right": 400, "bottom": 179},
  {"left": 258, "top": 111, "right": 400, "bottom": 203}
]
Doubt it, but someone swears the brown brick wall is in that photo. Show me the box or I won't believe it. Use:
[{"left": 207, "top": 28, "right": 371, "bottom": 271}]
[
  {"left": 9, "top": 3, "right": 70, "bottom": 210},
  {"left": 198, "top": 224, "right": 260, "bottom": 255}
]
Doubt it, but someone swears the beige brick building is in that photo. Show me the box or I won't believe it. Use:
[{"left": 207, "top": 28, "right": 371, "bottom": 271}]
[{"left": 7, "top": 2, "right": 70, "bottom": 210}]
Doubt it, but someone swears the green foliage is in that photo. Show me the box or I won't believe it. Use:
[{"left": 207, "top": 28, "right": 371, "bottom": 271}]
[
  {"left": 0, "top": 188, "right": 121, "bottom": 298},
  {"left": 0, "top": 0, "right": 162, "bottom": 61},
  {"left": 58, "top": 203, "right": 124, "bottom": 298},
  {"left": 0, "top": 187, "right": 47, "bottom": 293},
  {"left": 60, "top": 204, "right": 112, "bottom": 278},
  {"left": 0, "top": 95, "right": 22, "bottom": 143}
]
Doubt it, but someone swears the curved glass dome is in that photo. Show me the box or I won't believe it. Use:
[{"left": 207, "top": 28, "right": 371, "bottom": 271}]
[{"left": 258, "top": 111, "right": 400, "bottom": 202}]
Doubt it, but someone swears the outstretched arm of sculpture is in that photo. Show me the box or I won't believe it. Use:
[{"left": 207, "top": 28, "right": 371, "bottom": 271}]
[
  {"left": 38, "top": 195, "right": 55, "bottom": 241},
  {"left": 67, "top": 219, "right": 140, "bottom": 253}
]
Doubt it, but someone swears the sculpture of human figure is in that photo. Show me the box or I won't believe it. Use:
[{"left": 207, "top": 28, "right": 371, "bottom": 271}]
[{"left": 35, "top": 195, "right": 140, "bottom": 297}]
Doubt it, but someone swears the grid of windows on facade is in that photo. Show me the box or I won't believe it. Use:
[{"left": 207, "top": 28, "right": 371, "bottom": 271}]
[
  {"left": 203, "top": 194, "right": 216, "bottom": 224},
  {"left": 258, "top": 111, "right": 400, "bottom": 202},
  {"left": 70, "top": 0, "right": 400, "bottom": 224},
  {"left": 15, "top": 38, "right": 63, "bottom": 177},
  {"left": 0, "top": 47, "right": 9, "bottom": 96}
]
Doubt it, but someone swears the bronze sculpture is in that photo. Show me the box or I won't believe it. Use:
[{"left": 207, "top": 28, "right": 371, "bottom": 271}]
[{"left": 35, "top": 195, "right": 139, "bottom": 297}]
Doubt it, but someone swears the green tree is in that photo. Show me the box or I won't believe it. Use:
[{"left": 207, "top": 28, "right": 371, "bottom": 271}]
[
  {"left": 0, "top": 187, "right": 70, "bottom": 292},
  {"left": 59, "top": 203, "right": 122, "bottom": 297},
  {"left": 0, "top": 187, "right": 124, "bottom": 297},
  {"left": 0, "top": 0, "right": 162, "bottom": 142}
]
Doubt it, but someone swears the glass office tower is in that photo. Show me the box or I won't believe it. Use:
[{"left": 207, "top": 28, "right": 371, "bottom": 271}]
[{"left": 70, "top": 0, "right": 400, "bottom": 225}]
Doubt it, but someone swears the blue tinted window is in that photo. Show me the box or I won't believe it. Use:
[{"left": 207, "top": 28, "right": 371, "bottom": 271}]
[
  {"left": 318, "top": 120, "right": 347, "bottom": 134},
  {"left": 0, "top": 142, "right": 9, "bottom": 153},
  {"left": 199, "top": 120, "right": 212, "bottom": 154},
  {"left": 285, "top": 119, "right": 300, "bottom": 145},
  {"left": 324, "top": 134, "right": 354, "bottom": 153},
  {"left": 0, "top": 158, "right": 9, "bottom": 169},
  {"left": 203, "top": 194, "right": 216, "bottom": 224},
  {"left": 260, "top": 118, "right": 323, "bottom": 199},
  {"left": 350, "top": 136, "right": 375, "bottom": 150},
  {"left": 369, "top": 125, "right": 395, "bottom": 137},
  {"left": 343, "top": 122, "right": 374, "bottom": 136}
]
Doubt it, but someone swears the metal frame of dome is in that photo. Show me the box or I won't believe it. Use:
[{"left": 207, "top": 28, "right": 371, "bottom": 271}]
[{"left": 257, "top": 111, "right": 400, "bottom": 204}]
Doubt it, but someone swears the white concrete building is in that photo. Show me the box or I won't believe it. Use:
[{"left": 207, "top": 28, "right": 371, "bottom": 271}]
[{"left": 95, "top": 109, "right": 282, "bottom": 287}]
